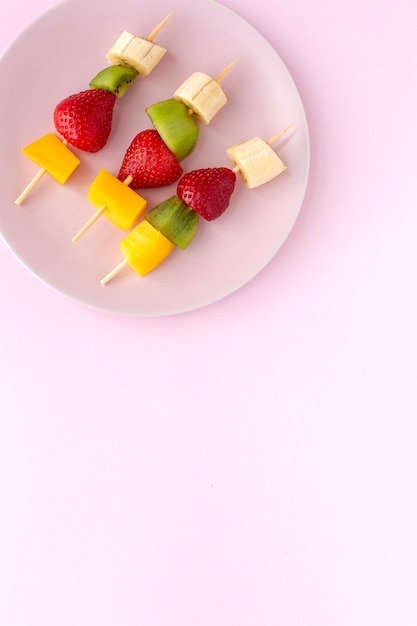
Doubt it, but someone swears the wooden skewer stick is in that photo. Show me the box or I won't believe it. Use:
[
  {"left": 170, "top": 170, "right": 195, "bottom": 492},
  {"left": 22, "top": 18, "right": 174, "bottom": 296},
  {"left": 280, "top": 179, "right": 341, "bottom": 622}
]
[
  {"left": 267, "top": 123, "right": 293, "bottom": 146},
  {"left": 146, "top": 12, "right": 173, "bottom": 42},
  {"left": 15, "top": 139, "right": 69, "bottom": 205},
  {"left": 15, "top": 168, "right": 47, "bottom": 205},
  {"left": 72, "top": 175, "right": 133, "bottom": 243},
  {"left": 215, "top": 58, "right": 238, "bottom": 83},
  {"left": 72, "top": 206, "right": 106, "bottom": 243},
  {"left": 101, "top": 259, "right": 128, "bottom": 286}
]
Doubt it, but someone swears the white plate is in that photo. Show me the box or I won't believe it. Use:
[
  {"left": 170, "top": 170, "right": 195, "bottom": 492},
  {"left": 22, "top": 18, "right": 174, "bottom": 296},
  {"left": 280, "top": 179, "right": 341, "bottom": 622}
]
[{"left": 0, "top": 0, "right": 309, "bottom": 316}]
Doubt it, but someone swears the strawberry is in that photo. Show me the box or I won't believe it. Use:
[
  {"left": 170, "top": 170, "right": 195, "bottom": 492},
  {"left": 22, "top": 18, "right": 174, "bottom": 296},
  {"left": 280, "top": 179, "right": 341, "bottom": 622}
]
[
  {"left": 177, "top": 167, "right": 236, "bottom": 221},
  {"left": 53, "top": 88, "right": 116, "bottom": 153},
  {"left": 117, "top": 129, "right": 183, "bottom": 189}
]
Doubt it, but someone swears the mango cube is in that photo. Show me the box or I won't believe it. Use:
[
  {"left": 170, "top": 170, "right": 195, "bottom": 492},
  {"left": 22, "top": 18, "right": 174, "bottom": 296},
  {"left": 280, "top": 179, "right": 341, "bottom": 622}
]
[
  {"left": 22, "top": 133, "right": 80, "bottom": 184},
  {"left": 87, "top": 169, "right": 147, "bottom": 230},
  {"left": 120, "top": 220, "right": 175, "bottom": 276}
]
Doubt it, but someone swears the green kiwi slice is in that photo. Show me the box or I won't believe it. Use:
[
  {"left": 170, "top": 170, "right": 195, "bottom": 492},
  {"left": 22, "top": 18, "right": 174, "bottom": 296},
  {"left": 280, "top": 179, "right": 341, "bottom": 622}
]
[
  {"left": 145, "top": 196, "right": 199, "bottom": 250},
  {"left": 89, "top": 65, "right": 139, "bottom": 97},
  {"left": 146, "top": 99, "right": 199, "bottom": 161}
]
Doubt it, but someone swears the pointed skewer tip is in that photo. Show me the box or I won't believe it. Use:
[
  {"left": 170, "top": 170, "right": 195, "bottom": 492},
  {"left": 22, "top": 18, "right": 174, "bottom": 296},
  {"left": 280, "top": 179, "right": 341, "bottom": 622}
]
[
  {"left": 146, "top": 11, "right": 173, "bottom": 41},
  {"left": 267, "top": 123, "right": 293, "bottom": 146},
  {"left": 215, "top": 58, "right": 238, "bottom": 83}
]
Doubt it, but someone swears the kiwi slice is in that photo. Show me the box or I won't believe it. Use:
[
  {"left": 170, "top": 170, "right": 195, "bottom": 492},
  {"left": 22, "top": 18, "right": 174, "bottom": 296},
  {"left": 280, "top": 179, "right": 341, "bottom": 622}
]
[
  {"left": 145, "top": 196, "right": 199, "bottom": 250},
  {"left": 89, "top": 65, "right": 139, "bottom": 97},
  {"left": 146, "top": 99, "right": 199, "bottom": 161}
]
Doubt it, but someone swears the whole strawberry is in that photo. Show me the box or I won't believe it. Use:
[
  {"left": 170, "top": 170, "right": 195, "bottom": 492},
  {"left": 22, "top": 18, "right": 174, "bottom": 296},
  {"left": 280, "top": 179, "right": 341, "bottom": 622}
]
[
  {"left": 54, "top": 89, "right": 116, "bottom": 153},
  {"left": 177, "top": 167, "right": 236, "bottom": 221},
  {"left": 117, "top": 129, "right": 183, "bottom": 189}
]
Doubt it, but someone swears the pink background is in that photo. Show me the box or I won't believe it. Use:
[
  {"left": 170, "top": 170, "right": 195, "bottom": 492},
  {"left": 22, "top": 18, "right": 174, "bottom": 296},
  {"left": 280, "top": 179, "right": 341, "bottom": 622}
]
[{"left": 1, "top": 1, "right": 416, "bottom": 624}]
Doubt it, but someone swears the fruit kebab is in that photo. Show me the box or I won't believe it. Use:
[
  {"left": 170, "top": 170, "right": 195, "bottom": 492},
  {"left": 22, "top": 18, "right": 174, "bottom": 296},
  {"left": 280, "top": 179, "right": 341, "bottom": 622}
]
[
  {"left": 71, "top": 61, "right": 236, "bottom": 243},
  {"left": 15, "top": 14, "right": 172, "bottom": 206},
  {"left": 100, "top": 126, "right": 291, "bottom": 285}
]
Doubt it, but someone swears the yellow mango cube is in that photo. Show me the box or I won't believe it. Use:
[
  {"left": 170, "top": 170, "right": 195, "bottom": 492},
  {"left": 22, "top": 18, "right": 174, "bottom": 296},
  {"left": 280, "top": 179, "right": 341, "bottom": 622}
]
[
  {"left": 88, "top": 169, "right": 146, "bottom": 230},
  {"left": 120, "top": 220, "right": 175, "bottom": 276},
  {"left": 21, "top": 133, "right": 80, "bottom": 184}
]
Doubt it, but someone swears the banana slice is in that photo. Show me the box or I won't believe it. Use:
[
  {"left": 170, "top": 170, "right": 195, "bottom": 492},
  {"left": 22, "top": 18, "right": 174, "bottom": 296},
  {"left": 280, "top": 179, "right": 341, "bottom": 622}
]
[
  {"left": 106, "top": 31, "right": 167, "bottom": 76},
  {"left": 173, "top": 72, "right": 227, "bottom": 125},
  {"left": 226, "top": 137, "right": 286, "bottom": 189}
]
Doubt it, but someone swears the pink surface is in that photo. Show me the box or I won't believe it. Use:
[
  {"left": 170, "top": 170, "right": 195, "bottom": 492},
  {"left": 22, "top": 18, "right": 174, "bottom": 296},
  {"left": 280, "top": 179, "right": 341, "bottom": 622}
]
[{"left": 1, "top": 0, "right": 416, "bottom": 625}]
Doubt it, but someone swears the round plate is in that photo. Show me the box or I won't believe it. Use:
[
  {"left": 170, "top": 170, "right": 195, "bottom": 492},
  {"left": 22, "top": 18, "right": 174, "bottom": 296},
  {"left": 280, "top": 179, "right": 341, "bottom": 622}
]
[{"left": 0, "top": 0, "right": 309, "bottom": 316}]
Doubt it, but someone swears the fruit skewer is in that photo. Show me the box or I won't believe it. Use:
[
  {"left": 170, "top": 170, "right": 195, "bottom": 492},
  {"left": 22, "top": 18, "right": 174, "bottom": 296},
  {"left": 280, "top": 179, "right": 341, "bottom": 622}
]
[
  {"left": 100, "top": 126, "right": 291, "bottom": 285},
  {"left": 14, "top": 14, "right": 172, "bottom": 206},
  {"left": 71, "top": 61, "right": 236, "bottom": 243}
]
